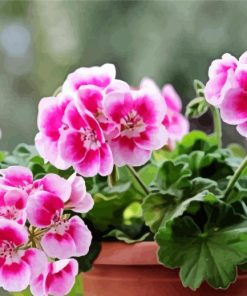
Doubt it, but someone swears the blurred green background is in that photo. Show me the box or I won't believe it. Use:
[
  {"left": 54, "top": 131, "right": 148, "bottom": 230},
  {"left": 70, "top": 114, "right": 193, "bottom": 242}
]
[{"left": 0, "top": 0, "right": 246, "bottom": 152}]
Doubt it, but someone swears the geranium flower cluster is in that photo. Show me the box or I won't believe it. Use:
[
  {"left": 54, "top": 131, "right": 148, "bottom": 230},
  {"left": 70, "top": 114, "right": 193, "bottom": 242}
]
[
  {"left": 0, "top": 166, "right": 93, "bottom": 295},
  {"left": 140, "top": 78, "right": 189, "bottom": 149},
  {"left": 36, "top": 64, "right": 188, "bottom": 177},
  {"left": 205, "top": 51, "right": 247, "bottom": 137}
]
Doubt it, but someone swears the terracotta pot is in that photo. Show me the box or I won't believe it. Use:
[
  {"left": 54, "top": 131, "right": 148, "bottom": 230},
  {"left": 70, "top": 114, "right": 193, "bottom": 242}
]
[{"left": 83, "top": 241, "right": 247, "bottom": 296}]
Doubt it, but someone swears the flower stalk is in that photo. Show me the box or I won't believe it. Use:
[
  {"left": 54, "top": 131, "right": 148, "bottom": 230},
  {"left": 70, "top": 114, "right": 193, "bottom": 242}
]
[
  {"left": 224, "top": 155, "right": 247, "bottom": 200},
  {"left": 127, "top": 165, "right": 149, "bottom": 195},
  {"left": 210, "top": 106, "right": 222, "bottom": 149}
]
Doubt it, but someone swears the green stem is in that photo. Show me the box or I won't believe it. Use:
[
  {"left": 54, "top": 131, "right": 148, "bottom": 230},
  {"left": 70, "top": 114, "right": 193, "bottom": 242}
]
[
  {"left": 127, "top": 165, "right": 149, "bottom": 195},
  {"left": 210, "top": 106, "right": 222, "bottom": 149},
  {"left": 224, "top": 156, "right": 247, "bottom": 200},
  {"left": 107, "top": 165, "right": 119, "bottom": 187}
]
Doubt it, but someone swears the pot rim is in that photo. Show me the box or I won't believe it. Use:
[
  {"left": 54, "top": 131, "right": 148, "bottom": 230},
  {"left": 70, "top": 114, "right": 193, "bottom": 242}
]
[{"left": 94, "top": 241, "right": 159, "bottom": 266}]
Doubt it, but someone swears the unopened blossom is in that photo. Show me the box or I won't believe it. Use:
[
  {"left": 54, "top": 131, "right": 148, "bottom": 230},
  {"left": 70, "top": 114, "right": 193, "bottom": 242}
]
[
  {"left": 59, "top": 101, "right": 113, "bottom": 177},
  {"left": 0, "top": 219, "right": 47, "bottom": 292},
  {"left": 103, "top": 88, "right": 168, "bottom": 166},
  {"left": 26, "top": 191, "right": 92, "bottom": 259},
  {"left": 140, "top": 78, "right": 189, "bottom": 149},
  {"left": 30, "top": 259, "right": 78, "bottom": 296}
]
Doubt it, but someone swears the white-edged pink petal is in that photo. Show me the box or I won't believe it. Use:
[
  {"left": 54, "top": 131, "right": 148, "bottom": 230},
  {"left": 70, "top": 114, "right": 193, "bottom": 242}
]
[
  {"left": 46, "top": 259, "right": 78, "bottom": 296},
  {"left": 221, "top": 88, "right": 247, "bottom": 124},
  {"left": 0, "top": 166, "right": 33, "bottom": 188},
  {"left": 34, "top": 174, "right": 71, "bottom": 203},
  {"left": 66, "top": 174, "right": 94, "bottom": 213},
  {"left": 162, "top": 84, "right": 182, "bottom": 112},
  {"left": 237, "top": 121, "right": 247, "bottom": 137},
  {"left": 63, "top": 63, "right": 116, "bottom": 93},
  {"left": 59, "top": 130, "right": 87, "bottom": 164},
  {"left": 132, "top": 88, "right": 167, "bottom": 125},
  {"left": 74, "top": 149, "right": 100, "bottom": 177},
  {"left": 109, "top": 137, "right": 151, "bottom": 167},
  {"left": 0, "top": 260, "right": 30, "bottom": 292},
  {"left": 134, "top": 124, "right": 168, "bottom": 150},
  {"left": 26, "top": 191, "right": 64, "bottom": 228},
  {"left": 99, "top": 143, "right": 114, "bottom": 176},
  {"left": 35, "top": 133, "right": 71, "bottom": 170}
]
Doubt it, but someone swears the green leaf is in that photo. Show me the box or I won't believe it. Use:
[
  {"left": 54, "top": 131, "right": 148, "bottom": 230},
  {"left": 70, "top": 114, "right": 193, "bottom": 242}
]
[
  {"left": 228, "top": 143, "right": 246, "bottom": 159},
  {"left": 155, "top": 160, "right": 191, "bottom": 193},
  {"left": 142, "top": 189, "right": 218, "bottom": 233},
  {"left": 104, "top": 229, "right": 150, "bottom": 243},
  {"left": 193, "top": 79, "right": 205, "bottom": 97},
  {"left": 186, "top": 97, "right": 209, "bottom": 119},
  {"left": 67, "top": 275, "right": 83, "bottom": 296},
  {"left": 156, "top": 203, "right": 247, "bottom": 290},
  {"left": 139, "top": 163, "right": 158, "bottom": 186}
]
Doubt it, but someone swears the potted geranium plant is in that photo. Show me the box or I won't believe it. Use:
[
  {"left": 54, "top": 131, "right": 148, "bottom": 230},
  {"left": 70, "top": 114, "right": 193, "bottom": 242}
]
[{"left": 1, "top": 51, "right": 247, "bottom": 296}]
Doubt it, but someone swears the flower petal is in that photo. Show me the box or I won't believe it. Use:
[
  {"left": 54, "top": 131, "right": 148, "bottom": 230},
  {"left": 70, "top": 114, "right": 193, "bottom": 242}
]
[
  {"left": 26, "top": 192, "right": 64, "bottom": 228},
  {"left": 66, "top": 174, "right": 94, "bottom": 213},
  {"left": 109, "top": 137, "right": 151, "bottom": 167},
  {"left": 35, "top": 133, "right": 71, "bottom": 170},
  {"left": 59, "top": 130, "right": 87, "bottom": 164},
  {"left": 34, "top": 174, "right": 71, "bottom": 203},
  {"left": 63, "top": 64, "right": 116, "bottom": 93},
  {"left": 67, "top": 216, "right": 92, "bottom": 257},
  {"left": 0, "top": 166, "right": 33, "bottom": 188},
  {"left": 76, "top": 85, "right": 103, "bottom": 115},
  {"left": 74, "top": 149, "right": 100, "bottom": 177},
  {"left": 99, "top": 143, "right": 114, "bottom": 176},
  {"left": 41, "top": 231, "right": 76, "bottom": 259},
  {"left": 132, "top": 89, "right": 167, "bottom": 125},
  {"left": 221, "top": 88, "right": 247, "bottom": 124},
  {"left": 134, "top": 124, "right": 168, "bottom": 150},
  {"left": 46, "top": 259, "right": 78, "bottom": 296},
  {"left": 162, "top": 84, "right": 182, "bottom": 112},
  {"left": 0, "top": 219, "right": 28, "bottom": 246},
  {"left": 103, "top": 91, "right": 133, "bottom": 123},
  {"left": 0, "top": 260, "right": 30, "bottom": 292},
  {"left": 237, "top": 121, "right": 247, "bottom": 137}
]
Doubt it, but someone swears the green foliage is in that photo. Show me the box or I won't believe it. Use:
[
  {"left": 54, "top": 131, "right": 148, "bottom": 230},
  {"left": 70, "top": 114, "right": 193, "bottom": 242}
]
[
  {"left": 186, "top": 80, "right": 208, "bottom": 119},
  {"left": 3, "top": 131, "right": 247, "bottom": 291},
  {"left": 156, "top": 202, "right": 247, "bottom": 290}
]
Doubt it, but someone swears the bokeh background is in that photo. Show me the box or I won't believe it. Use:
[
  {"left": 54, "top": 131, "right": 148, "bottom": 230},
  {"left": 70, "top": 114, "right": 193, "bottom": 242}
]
[{"left": 0, "top": 0, "right": 246, "bottom": 152}]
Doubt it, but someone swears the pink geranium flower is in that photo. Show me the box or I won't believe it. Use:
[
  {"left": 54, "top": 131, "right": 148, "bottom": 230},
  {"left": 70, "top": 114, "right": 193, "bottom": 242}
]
[
  {"left": 0, "top": 166, "right": 71, "bottom": 201},
  {"left": 26, "top": 191, "right": 92, "bottom": 259},
  {"left": 204, "top": 53, "right": 238, "bottom": 107},
  {"left": 35, "top": 93, "right": 72, "bottom": 170},
  {"left": 65, "top": 173, "right": 94, "bottom": 213},
  {"left": 59, "top": 101, "right": 113, "bottom": 177},
  {"left": 0, "top": 189, "right": 27, "bottom": 224},
  {"left": 30, "top": 259, "right": 78, "bottom": 296},
  {"left": 141, "top": 78, "right": 189, "bottom": 149},
  {"left": 103, "top": 88, "right": 168, "bottom": 166},
  {"left": 0, "top": 219, "right": 46, "bottom": 292},
  {"left": 62, "top": 63, "right": 116, "bottom": 93},
  {"left": 212, "top": 52, "right": 247, "bottom": 137}
]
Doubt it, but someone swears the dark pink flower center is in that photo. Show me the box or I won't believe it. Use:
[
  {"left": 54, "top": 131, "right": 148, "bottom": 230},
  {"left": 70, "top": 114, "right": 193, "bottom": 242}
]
[
  {"left": 80, "top": 128, "right": 100, "bottom": 150},
  {"left": 0, "top": 241, "right": 17, "bottom": 260},
  {"left": 120, "top": 110, "right": 145, "bottom": 138},
  {"left": 52, "top": 218, "right": 70, "bottom": 235},
  {"left": 0, "top": 206, "right": 19, "bottom": 221}
]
